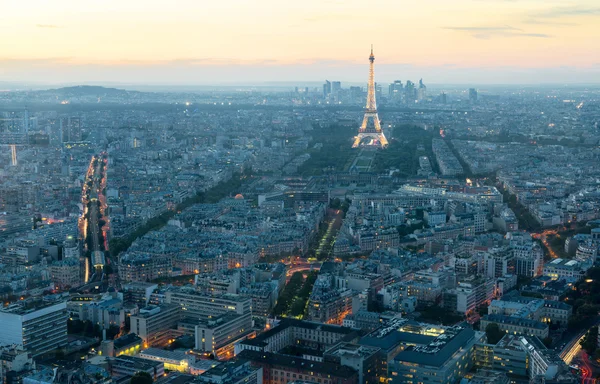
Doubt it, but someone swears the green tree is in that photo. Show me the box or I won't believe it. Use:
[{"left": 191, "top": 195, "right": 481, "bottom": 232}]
[
  {"left": 130, "top": 372, "right": 153, "bottom": 384},
  {"left": 485, "top": 323, "right": 505, "bottom": 344},
  {"left": 581, "top": 327, "right": 599, "bottom": 355}
]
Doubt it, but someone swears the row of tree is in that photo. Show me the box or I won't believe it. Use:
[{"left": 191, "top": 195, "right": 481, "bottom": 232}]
[{"left": 109, "top": 173, "right": 245, "bottom": 257}]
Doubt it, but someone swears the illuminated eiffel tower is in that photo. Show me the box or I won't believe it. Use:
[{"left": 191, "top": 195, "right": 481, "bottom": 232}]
[{"left": 352, "top": 46, "right": 388, "bottom": 148}]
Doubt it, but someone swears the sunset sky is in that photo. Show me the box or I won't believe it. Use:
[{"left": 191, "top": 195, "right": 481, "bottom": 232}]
[{"left": 1, "top": 0, "right": 600, "bottom": 84}]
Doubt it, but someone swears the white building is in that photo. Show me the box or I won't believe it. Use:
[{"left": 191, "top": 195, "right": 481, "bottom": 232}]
[{"left": 0, "top": 301, "right": 68, "bottom": 357}]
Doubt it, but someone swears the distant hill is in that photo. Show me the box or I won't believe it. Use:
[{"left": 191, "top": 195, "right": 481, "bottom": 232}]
[{"left": 45, "top": 85, "right": 141, "bottom": 97}]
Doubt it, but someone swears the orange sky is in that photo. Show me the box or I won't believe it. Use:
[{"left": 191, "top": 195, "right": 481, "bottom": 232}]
[{"left": 1, "top": 0, "right": 599, "bottom": 84}]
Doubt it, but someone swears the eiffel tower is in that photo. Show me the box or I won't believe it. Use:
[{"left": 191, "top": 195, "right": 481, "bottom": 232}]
[{"left": 352, "top": 46, "right": 389, "bottom": 148}]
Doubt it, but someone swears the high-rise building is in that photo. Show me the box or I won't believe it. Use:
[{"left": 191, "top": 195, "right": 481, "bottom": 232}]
[
  {"left": 349, "top": 86, "right": 363, "bottom": 101},
  {"left": 469, "top": 88, "right": 478, "bottom": 103},
  {"left": 323, "top": 80, "right": 331, "bottom": 98},
  {"left": 388, "top": 80, "right": 403, "bottom": 102},
  {"left": 0, "top": 301, "right": 68, "bottom": 357},
  {"left": 440, "top": 92, "right": 447, "bottom": 104},
  {"left": 331, "top": 81, "right": 341, "bottom": 95},
  {"left": 404, "top": 80, "right": 416, "bottom": 103},
  {"left": 417, "top": 78, "right": 427, "bottom": 101}
]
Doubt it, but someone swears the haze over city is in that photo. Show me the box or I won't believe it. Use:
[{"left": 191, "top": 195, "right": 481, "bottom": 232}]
[
  {"left": 2, "top": 0, "right": 600, "bottom": 85},
  {"left": 2, "top": 2, "right": 600, "bottom": 384}
]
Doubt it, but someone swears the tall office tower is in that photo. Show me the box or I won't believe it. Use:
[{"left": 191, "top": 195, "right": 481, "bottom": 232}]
[
  {"left": 331, "top": 81, "right": 341, "bottom": 95},
  {"left": 417, "top": 78, "right": 427, "bottom": 101},
  {"left": 323, "top": 80, "right": 331, "bottom": 98},
  {"left": 469, "top": 88, "right": 478, "bottom": 103},
  {"left": 389, "top": 80, "right": 403, "bottom": 101},
  {"left": 405, "top": 80, "right": 416, "bottom": 103},
  {"left": 375, "top": 82, "right": 383, "bottom": 102},
  {"left": 350, "top": 86, "right": 363, "bottom": 101},
  {"left": 352, "top": 46, "right": 389, "bottom": 148},
  {"left": 440, "top": 92, "right": 447, "bottom": 104}
]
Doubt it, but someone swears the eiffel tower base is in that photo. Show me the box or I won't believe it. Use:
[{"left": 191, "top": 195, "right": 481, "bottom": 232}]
[{"left": 352, "top": 132, "right": 388, "bottom": 148}]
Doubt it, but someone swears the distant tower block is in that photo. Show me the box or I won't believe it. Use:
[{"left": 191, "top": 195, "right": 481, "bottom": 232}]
[
  {"left": 10, "top": 144, "right": 17, "bottom": 166},
  {"left": 352, "top": 46, "right": 389, "bottom": 148}
]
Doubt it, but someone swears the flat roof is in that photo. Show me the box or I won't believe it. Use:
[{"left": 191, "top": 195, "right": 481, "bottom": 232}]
[
  {"left": 139, "top": 348, "right": 189, "bottom": 361},
  {"left": 360, "top": 331, "right": 434, "bottom": 352},
  {"left": 237, "top": 350, "right": 357, "bottom": 378},
  {"left": 394, "top": 325, "right": 476, "bottom": 368},
  {"left": 482, "top": 315, "right": 547, "bottom": 330},
  {"left": 242, "top": 318, "right": 358, "bottom": 347},
  {"left": 113, "top": 333, "right": 143, "bottom": 350}
]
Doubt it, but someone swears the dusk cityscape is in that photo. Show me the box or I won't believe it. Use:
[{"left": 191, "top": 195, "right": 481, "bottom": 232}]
[{"left": 1, "top": 1, "right": 600, "bottom": 384}]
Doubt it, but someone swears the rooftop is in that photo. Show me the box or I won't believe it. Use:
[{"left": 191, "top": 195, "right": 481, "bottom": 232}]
[
  {"left": 325, "top": 342, "right": 380, "bottom": 359},
  {"left": 113, "top": 333, "right": 143, "bottom": 350},
  {"left": 394, "top": 323, "right": 476, "bottom": 367},
  {"left": 482, "top": 314, "right": 547, "bottom": 330},
  {"left": 242, "top": 318, "right": 359, "bottom": 347},
  {"left": 237, "top": 350, "right": 357, "bottom": 378},
  {"left": 139, "top": 348, "right": 189, "bottom": 362}
]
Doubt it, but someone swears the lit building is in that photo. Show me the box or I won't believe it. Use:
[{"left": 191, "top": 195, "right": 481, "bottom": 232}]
[
  {"left": 138, "top": 348, "right": 194, "bottom": 373},
  {"left": 118, "top": 253, "right": 172, "bottom": 283},
  {"left": 0, "top": 301, "right": 68, "bottom": 357},
  {"left": 165, "top": 289, "right": 252, "bottom": 320},
  {"left": 543, "top": 258, "right": 588, "bottom": 282},
  {"left": 443, "top": 277, "right": 495, "bottom": 315},
  {"left": 194, "top": 313, "right": 253, "bottom": 360},
  {"left": 480, "top": 315, "right": 549, "bottom": 339},
  {"left": 236, "top": 318, "right": 360, "bottom": 355},
  {"left": 100, "top": 333, "right": 144, "bottom": 357},
  {"left": 198, "top": 359, "right": 262, "bottom": 384},
  {"left": 389, "top": 324, "right": 485, "bottom": 384},
  {"left": 70, "top": 290, "right": 125, "bottom": 330},
  {"left": 307, "top": 274, "right": 353, "bottom": 325},
  {"left": 130, "top": 305, "right": 182, "bottom": 345}
]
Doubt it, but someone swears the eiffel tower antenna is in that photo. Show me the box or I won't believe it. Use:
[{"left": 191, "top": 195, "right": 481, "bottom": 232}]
[{"left": 352, "top": 45, "right": 388, "bottom": 148}]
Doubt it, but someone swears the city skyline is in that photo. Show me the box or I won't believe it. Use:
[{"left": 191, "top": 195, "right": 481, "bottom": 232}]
[{"left": 2, "top": 0, "right": 600, "bottom": 85}]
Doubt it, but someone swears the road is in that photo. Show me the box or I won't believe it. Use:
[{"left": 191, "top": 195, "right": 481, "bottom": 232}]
[
  {"left": 285, "top": 261, "right": 322, "bottom": 282},
  {"left": 314, "top": 209, "right": 344, "bottom": 260},
  {"left": 79, "top": 153, "right": 111, "bottom": 288},
  {"left": 531, "top": 228, "right": 561, "bottom": 259},
  {"left": 561, "top": 330, "right": 585, "bottom": 365}
]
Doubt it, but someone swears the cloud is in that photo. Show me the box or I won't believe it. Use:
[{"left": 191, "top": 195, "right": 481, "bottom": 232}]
[
  {"left": 36, "top": 24, "right": 61, "bottom": 28},
  {"left": 522, "top": 19, "right": 578, "bottom": 26},
  {"left": 521, "top": 33, "right": 553, "bottom": 38},
  {"left": 443, "top": 25, "right": 522, "bottom": 32},
  {"left": 443, "top": 25, "right": 552, "bottom": 39},
  {"left": 534, "top": 6, "right": 600, "bottom": 18}
]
